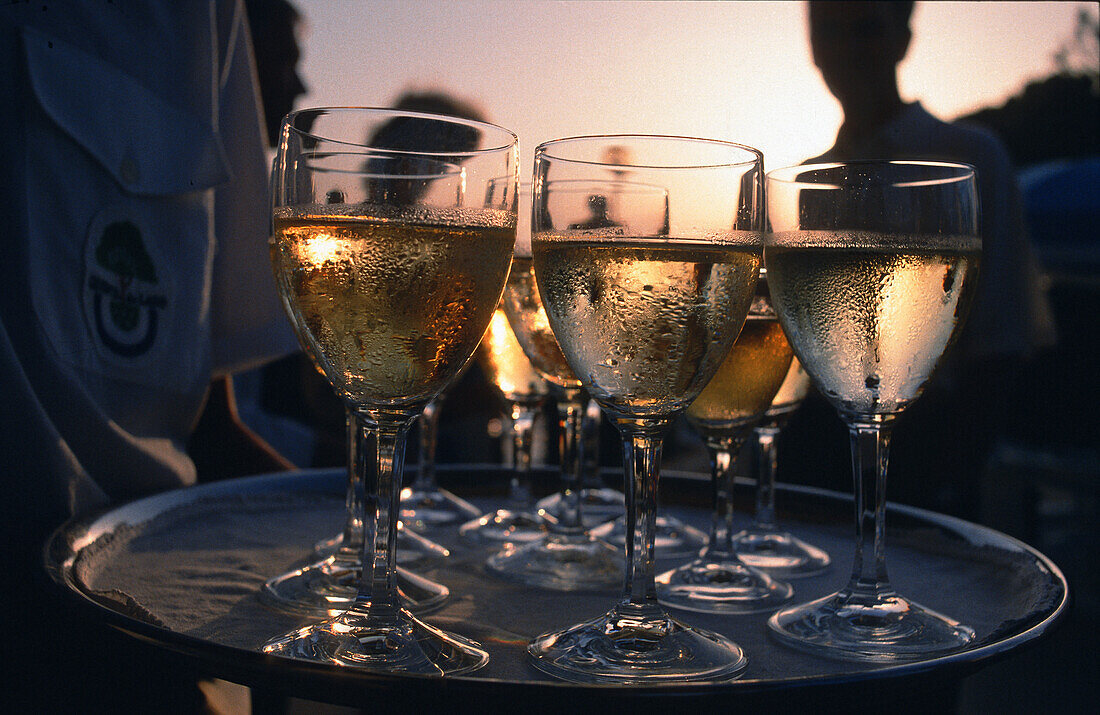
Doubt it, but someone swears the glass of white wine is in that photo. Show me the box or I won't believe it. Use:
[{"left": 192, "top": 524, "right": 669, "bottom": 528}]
[
  {"left": 486, "top": 209, "right": 622, "bottom": 590},
  {"left": 262, "top": 107, "right": 518, "bottom": 674},
  {"left": 459, "top": 183, "right": 550, "bottom": 546},
  {"left": 655, "top": 271, "right": 794, "bottom": 614},
  {"left": 458, "top": 304, "right": 551, "bottom": 545},
  {"left": 731, "top": 358, "right": 831, "bottom": 578},
  {"left": 527, "top": 135, "right": 764, "bottom": 684},
  {"left": 765, "top": 161, "right": 980, "bottom": 661}
]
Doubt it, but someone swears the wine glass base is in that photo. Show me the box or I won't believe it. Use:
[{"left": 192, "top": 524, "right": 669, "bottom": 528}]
[
  {"left": 260, "top": 557, "right": 450, "bottom": 617},
  {"left": 528, "top": 606, "right": 748, "bottom": 684},
  {"left": 313, "top": 526, "right": 450, "bottom": 565},
  {"left": 656, "top": 555, "right": 793, "bottom": 615},
  {"left": 592, "top": 515, "right": 707, "bottom": 558},
  {"left": 458, "top": 509, "right": 547, "bottom": 545},
  {"left": 768, "top": 589, "right": 976, "bottom": 662},
  {"left": 536, "top": 488, "right": 624, "bottom": 528},
  {"left": 263, "top": 607, "right": 488, "bottom": 675},
  {"left": 732, "top": 529, "right": 831, "bottom": 578},
  {"left": 400, "top": 487, "right": 481, "bottom": 531},
  {"left": 485, "top": 532, "right": 621, "bottom": 591}
]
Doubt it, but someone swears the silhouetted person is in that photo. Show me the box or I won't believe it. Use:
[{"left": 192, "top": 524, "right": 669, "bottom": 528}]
[
  {"left": 369, "top": 92, "right": 485, "bottom": 155},
  {"left": 780, "top": 1, "right": 1056, "bottom": 518},
  {"left": 570, "top": 194, "right": 618, "bottom": 230},
  {"left": 246, "top": 0, "right": 308, "bottom": 146}
]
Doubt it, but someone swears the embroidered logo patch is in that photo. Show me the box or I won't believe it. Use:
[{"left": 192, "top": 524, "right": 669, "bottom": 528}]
[{"left": 84, "top": 219, "right": 168, "bottom": 359}]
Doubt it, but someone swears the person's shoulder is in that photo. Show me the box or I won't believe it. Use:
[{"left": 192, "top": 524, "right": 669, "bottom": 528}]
[
  {"left": 802, "top": 148, "right": 838, "bottom": 165},
  {"left": 909, "top": 105, "right": 1012, "bottom": 168},
  {"left": 949, "top": 117, "right": 1011, "bottom": 156},
  {"left": 891, "top": 105, "right": 1011, "bottom": 178}
]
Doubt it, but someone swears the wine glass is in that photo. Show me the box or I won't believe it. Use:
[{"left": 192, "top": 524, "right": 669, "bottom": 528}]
[
  {"left": 527, "top": 135, "right": 764, "bottom": 683},
  {"left": 535, "top": 398, "right": 625, "bottom": 528},
  {"left": 730, "top": 358, "right": 831, "bottom": 577},
  {"left": 263, "top": 195, "right": 452, "bottom": 614},
  {"left": 655, "top": 272, "right": 794, "bottom": 614},
  {"left": 262, "top": 107, "right": 518, "bottom": 673},
  {"left": 458, "top": 305, "right": 550, "bottom": 544},
  {"left": 530, "top": 179, "right": 705, "bottom": 553},
  {"left": 485, "top": 215, "right": 621, "bottom": 590},
  {"left": 765, "top": 161, "right": 980, "bottom": 661},
  {"left": 399, "top": 392, "right": 481, "bottom": 531},
  {"left": 579, "top": 176, "right": 710, "bottom": 556}
]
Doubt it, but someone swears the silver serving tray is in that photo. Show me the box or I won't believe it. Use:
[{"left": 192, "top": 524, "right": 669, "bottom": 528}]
[{"left": 45, "top": 465, "right": 1067, "bottom": 708}]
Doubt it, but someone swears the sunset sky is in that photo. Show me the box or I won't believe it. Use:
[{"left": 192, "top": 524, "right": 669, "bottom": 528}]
[{"left": 290, "top": 1, "right": 1095, "bottom": 172}]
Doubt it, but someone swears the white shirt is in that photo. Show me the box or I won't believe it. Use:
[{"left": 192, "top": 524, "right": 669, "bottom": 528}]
[{"left": 0, "top": 1, "right": 295, "bottom": 523}]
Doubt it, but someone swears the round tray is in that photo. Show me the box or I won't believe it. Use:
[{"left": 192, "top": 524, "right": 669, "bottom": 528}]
[{"left": 45, "top": 465, "right": 1067, "bottom": 708}]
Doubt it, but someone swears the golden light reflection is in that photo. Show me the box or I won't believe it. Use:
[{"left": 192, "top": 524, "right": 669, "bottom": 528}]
[
  {"left": 480, "top": 307, "right": 547, "bottom": 398},
  {"left": 300, "top": 232, "right": 342, "bottom": 265}
]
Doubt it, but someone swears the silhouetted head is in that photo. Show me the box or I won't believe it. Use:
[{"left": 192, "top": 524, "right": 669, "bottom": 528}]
[
  {"left": 246, "top": 0, "right": 308, "bottom": 146},
  {"left": 588, "top": 194, "right": 609, "bottom": 217},
  {"left": 809, "top": 1, "right": 914, "bottom": 110},
  {"left": 366, "top": 91, "right": 488, "bottom": 155},
  {"left": 363, "top": 92, "right": 490, "bottom": 204}
]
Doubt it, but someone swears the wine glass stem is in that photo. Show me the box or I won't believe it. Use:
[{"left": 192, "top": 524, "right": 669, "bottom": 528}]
[
  {"left": 752, "top": 424, "right": 781, "bottom": 532},
  {"left": 704, "top": 436, "right": 746, "bottom": 559},
  {"left": 412, "top": 395, "right": 443, "bottom": 492},
  {"left": 581, "top": 398, "right": 603, "bottom": 488},
  {"left": 846, "top": 416, "right": 895, "bottom": 595},
  {"left": 550, "top": 388, "right": 585, "bottom": 534},
  {"left": 352, "top": 409, "right": 414, "bottom": 621},
  {"left": 507, "top": 401, "right": 539, "bottom": 506},
  {"left": 339, "top": 407, "right": 365, "bottom": 558},
  {"left": 620, "top": 430, "right": 664, "bottom": 608}
]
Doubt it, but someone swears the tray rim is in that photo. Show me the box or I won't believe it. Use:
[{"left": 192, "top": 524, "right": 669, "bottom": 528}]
[{"left": 43, "top": 464, "right": 1069, "bottom": 699}]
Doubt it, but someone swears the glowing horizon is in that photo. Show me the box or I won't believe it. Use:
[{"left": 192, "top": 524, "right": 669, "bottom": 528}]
[{"left": 290, "top": 1, "right": 1094, "bottom": 173}]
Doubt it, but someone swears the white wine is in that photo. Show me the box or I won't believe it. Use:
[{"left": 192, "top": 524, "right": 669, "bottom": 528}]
[
  {"left": 766, "top": 358, "right": 812, "bottom": 418},
  {"left": 687, "top": 316, "right": 793, "bottom": 432},
  {"left": 767, "top": 231, "right": 980, "bottom": 417},
  {"left": 478, "top": 306, "right": 549, "bottom": 402},
  {"left": 501, "top": 255, "right": 582, "bottom": 390},
  {"left": 532, "top": 235, "right": 761, "bottom": 417},
  {"left": 271, "top": 205, "right": 514, "bottom": 407}
]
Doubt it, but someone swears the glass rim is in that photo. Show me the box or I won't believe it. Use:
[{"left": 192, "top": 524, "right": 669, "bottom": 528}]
[
  {"left": 298, "top": 151, "right": 465, "bottom": 179},
  {"left": 766, "top": 160, "right": 977, "bottom": 188},
  {"left": 535, "top": 134, "right": 763, "bottom": 170},
  {"left": 282, "top": 106, "right": 518, "bottom": 157},
  {"left": 543, "top": 177, "right": 670, "bottom": 194}
]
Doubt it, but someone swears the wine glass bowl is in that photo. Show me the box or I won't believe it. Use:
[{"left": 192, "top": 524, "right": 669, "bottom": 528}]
[
  {"left": 262, "top": 107, "right": 518, "bottom": 674},
  {"left": 764, "top": 161, "right": 980, "bottom": 661},
  {"left": 526, "top": 135, "right": 765, "bottom": 683}
]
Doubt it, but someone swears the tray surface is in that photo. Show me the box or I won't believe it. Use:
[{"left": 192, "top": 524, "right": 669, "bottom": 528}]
[{"left": 46, "top": 465, "right": 1067, "bottom": 699}]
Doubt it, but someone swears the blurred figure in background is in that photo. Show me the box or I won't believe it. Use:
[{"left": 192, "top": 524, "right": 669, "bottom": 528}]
[{"left": 779, "top": 1, "right": 1057, "bottom": 517}]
